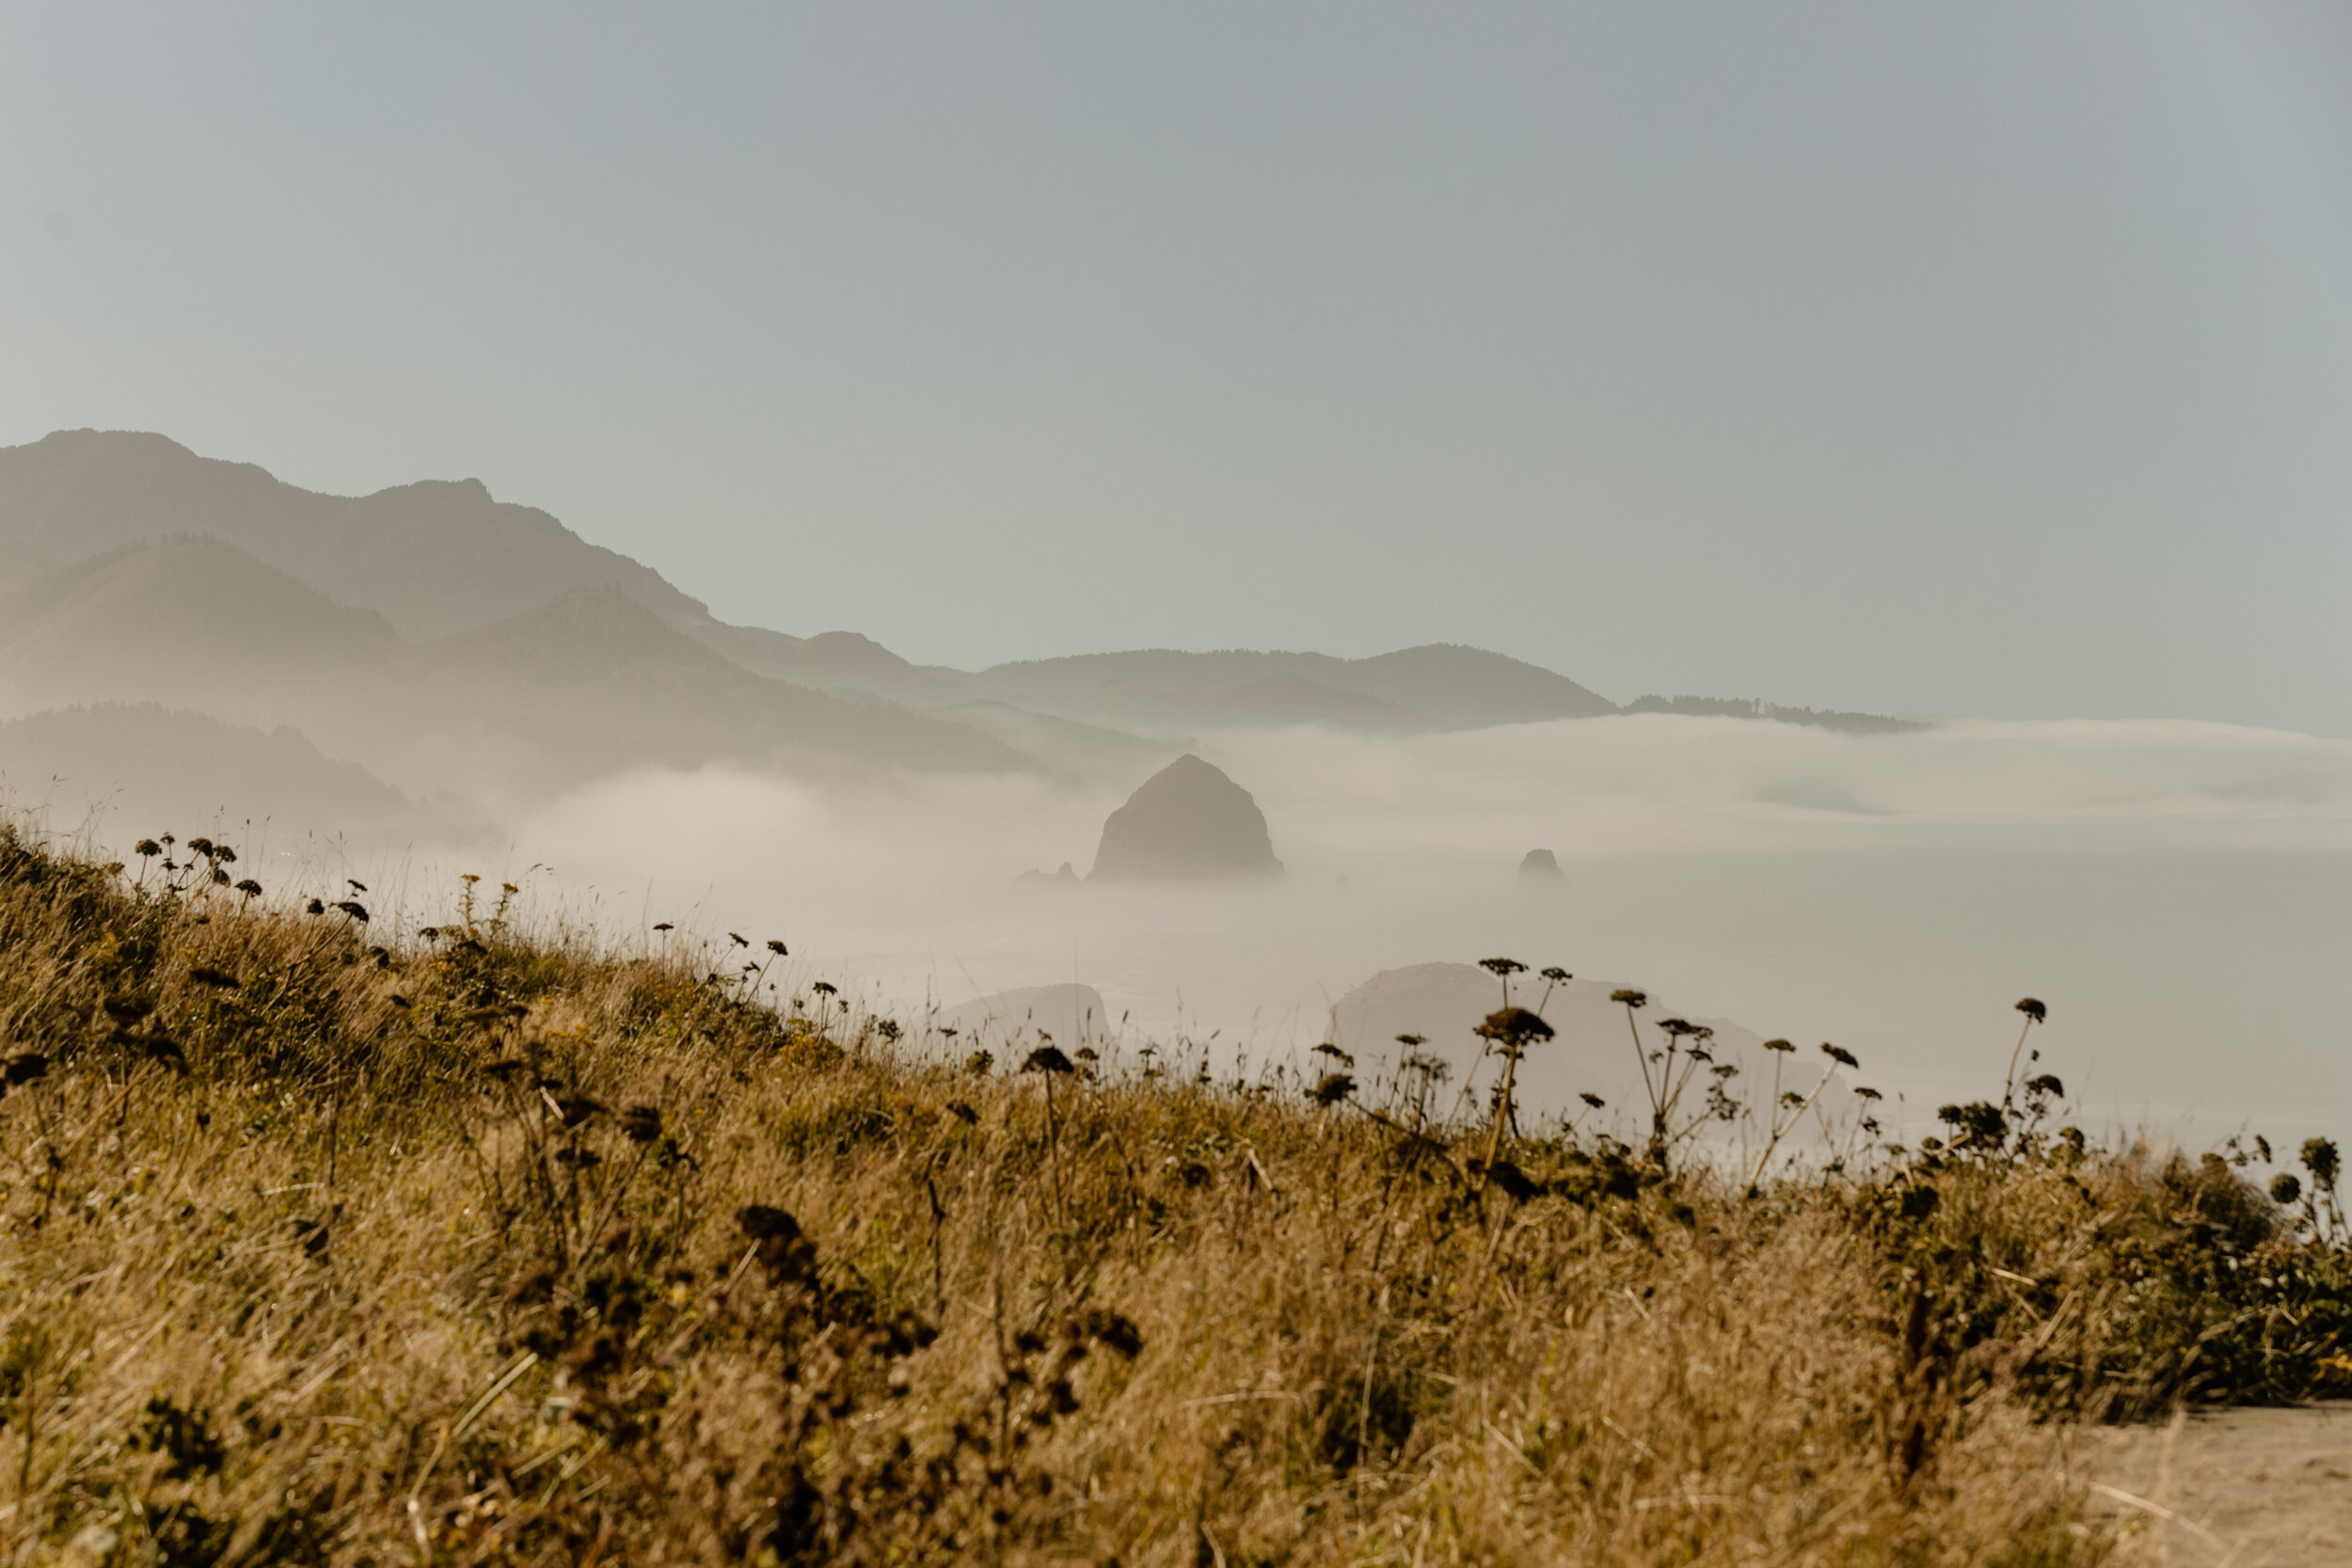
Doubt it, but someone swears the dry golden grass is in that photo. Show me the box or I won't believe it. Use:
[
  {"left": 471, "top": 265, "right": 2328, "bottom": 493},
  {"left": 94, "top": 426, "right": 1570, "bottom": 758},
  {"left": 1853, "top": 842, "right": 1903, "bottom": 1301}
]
[{"left": 0, "top": 823, "right": 2342, "bottom": 1565}]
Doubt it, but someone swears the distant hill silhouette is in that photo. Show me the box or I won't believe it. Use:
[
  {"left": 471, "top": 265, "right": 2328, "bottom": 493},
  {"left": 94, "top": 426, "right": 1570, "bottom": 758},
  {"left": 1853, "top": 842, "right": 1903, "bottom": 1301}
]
[
  {"left": 399, "top": 586, "right": 1032, "bottom": 794},
  {"left": 931, "top": 984, "right": 1113, "bottom": 1056},
  {"left": 0, "top": 431, "right": 1929, "bottom": 793},
  {"left": 1622, "top": 694, "right": 1921, "bottom": 734},
  {"left": 0, "top": 536, "right": 399, "bottom": 716},
  {"left": 0, "top": 430, "right": 993, "bottom": 705},
  {"left": 0, "top": 430, "right": 705, "bottom": 640},
  {"left": 0, "top": 540, "right": 1035, "bottom": 805},
  {"left": 972, "top": 644, "right": 1617, "bottom": 733},
  {"left": 693, "top": 626, "right": 974, "bottom": 707},
  {"left": 0, "top": 703, "right": 481, "bottom": 847}
]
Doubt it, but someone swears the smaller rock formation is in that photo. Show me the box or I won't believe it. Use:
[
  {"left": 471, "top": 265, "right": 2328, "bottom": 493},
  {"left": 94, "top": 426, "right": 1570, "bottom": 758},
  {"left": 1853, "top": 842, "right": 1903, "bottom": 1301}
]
[
  {"left": 1016, "top": 862, "right": 1080, "bottom": 887},
  {"left": 1520, "top": 847, "right": 1563, "bottom": 879},
  {"left": 1088, "top": 754, "right": 1282, "bottom": 880}
]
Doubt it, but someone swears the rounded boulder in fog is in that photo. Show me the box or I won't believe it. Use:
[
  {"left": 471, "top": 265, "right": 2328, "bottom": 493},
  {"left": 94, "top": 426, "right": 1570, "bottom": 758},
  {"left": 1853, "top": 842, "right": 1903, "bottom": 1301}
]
[{"left": 1088, "top": 754, "right": 1282, "bottom": 880}]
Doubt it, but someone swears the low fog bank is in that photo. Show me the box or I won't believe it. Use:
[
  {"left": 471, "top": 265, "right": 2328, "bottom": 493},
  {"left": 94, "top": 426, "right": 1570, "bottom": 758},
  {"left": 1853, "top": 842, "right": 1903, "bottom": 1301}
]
[{"left": 29, "top": 712, "right": 2352, "bottom": 1146}]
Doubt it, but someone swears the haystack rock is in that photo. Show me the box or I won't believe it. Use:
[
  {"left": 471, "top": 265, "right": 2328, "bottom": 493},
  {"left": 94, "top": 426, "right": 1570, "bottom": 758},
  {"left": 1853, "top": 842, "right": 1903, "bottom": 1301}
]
[
  {"left": 1520, "top": 847, "right": 1563, "bottom": 879},
  {"left": 1088, "top": 753, "right": 1282, "bottom": 880}
]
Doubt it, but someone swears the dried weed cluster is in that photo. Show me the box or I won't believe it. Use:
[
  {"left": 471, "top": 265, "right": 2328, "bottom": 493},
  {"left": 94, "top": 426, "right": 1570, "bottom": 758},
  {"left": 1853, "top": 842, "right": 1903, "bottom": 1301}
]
[{"left": 0, "top": 824, "right": 2344, "bottom": 1565}]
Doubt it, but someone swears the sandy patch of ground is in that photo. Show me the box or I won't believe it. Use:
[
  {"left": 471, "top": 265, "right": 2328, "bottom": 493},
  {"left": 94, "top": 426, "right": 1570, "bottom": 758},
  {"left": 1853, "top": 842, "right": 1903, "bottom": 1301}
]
[{"left": 2076, "top": 1403, "right": 2352, "bottom": 1565}]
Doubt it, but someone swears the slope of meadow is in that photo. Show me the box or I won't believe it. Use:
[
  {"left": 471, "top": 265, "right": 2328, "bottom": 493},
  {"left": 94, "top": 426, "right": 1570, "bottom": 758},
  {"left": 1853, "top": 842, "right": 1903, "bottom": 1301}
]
[{"left": 0, "top": 823, "right": 2345, "bottom": 1565}]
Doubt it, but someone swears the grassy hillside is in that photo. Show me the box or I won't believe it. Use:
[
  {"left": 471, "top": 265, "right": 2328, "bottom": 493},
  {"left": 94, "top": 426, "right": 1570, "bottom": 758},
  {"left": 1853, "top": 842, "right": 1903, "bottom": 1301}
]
[{"left": 0, "top": 824, "right": 2344, "bottom": 1564}]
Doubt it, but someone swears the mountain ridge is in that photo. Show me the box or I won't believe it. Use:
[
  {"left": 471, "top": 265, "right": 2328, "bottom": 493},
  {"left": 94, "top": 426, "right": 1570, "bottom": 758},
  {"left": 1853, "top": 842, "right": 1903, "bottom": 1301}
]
[{"left": 0, "top": 429, "right": 1918, "bottom": 742}]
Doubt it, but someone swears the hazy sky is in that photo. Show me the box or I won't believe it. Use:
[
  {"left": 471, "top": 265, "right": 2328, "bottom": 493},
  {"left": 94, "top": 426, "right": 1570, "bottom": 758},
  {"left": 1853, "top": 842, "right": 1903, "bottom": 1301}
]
[{"left": 6, "top": 5, "right": 2351, "bottom": 729}]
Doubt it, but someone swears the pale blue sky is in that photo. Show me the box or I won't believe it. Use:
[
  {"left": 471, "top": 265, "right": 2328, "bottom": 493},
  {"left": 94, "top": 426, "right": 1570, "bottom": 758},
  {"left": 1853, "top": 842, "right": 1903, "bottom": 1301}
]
[{"left": 6, "top": 4, "right": 2351, "bottom": 728}]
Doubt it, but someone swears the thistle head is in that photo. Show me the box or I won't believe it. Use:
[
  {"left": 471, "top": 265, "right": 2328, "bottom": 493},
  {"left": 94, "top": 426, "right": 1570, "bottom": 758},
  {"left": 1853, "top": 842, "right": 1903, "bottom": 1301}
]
[{"left": 1474, "top": 1007, "right": 1554, "bottom": 1049}]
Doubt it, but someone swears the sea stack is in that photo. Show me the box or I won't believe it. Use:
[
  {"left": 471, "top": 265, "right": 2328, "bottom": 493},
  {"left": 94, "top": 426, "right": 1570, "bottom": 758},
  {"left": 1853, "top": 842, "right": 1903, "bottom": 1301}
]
[
  {"left": 1519, "top": 847, "right": 1564, "bottom": 879},
  {"left": 1088, "top": 754, "right": 1283, "bottom": 880}
]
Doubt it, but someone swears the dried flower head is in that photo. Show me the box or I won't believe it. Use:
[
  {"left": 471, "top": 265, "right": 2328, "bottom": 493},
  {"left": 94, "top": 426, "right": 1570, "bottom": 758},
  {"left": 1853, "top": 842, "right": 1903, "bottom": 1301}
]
[
  {"left": 1821, "top": 1043, "right": 1859, "bottom": 1069},
  {"left": 554, "top": 1095, "right": 606, "bottom": 1129},
  {"left": 767, "top": 939, "right": 787, "bottom": 955},
  {"left": 1539, "top": 966, "right": 1571, "bottom": 983},
  {"left": 1474, "top": 1007, "right": 1555, "bottom": 1049},
  {"left": 1310, "top": 1072, "right": 1356, "bottom": 1106},
  {"left": 1402, "top": 1053, "right": 1450, "bottom": 1084},
  {"left": 1611, "top": 989, "right": 1648, "bottom": 1009},
  {"left": 2301, "top": 1137, "right": 2341, "bottom": 1189},
  {"left": 1764, "top": 1037, "right": 1795, "bottom": 1053},
  {"left": 2015, "top": 997, "right": 2047, "bottom": 1022},
  {"left": 1479, "top": 958, "right": 1528, "bottom": 978},
  {"left": 2271, "top": 1173, "right": 2304, "bottom": 1206},
  {"left": 1022, "top": 1045, "right": 1075, "bottom": 1075},
  {"left": 1579, "top": 1091, "right": 1605, "bottom": 1108},
  {"left": 135, "top": 839, "right": 162, "bottom": 858}
]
